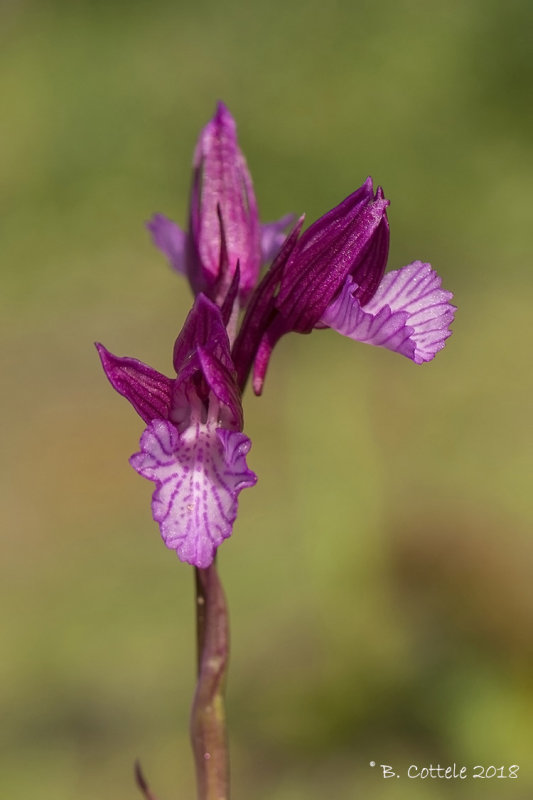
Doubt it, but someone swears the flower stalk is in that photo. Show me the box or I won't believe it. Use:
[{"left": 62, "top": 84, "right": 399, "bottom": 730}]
[{"left": 190, "top": 562, "right": 230, "bottom": 800}]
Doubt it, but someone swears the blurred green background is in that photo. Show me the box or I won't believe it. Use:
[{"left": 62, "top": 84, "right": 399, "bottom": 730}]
[{"left": 1, "top": 0, "right": 532, "bottom": 798}]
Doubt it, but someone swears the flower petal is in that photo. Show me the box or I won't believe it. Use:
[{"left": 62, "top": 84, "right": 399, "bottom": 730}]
[
  {"left": 321, "top": 262, "right": 455, "bottom": 363},
  {"left": 146, "top": 214, "right": 187, "bottom": 275},
  {"left": 96, "top": 343, "right": 173, "bottom": 423},
  {"left": 130, "top": 419, "right": 256, "bottom": 568},
  {"left": 260, "top": 214, "right": 296, "bottom": 265}
]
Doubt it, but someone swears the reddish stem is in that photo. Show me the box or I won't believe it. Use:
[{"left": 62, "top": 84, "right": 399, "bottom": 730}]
[{"left": 190, "top": 562, "right": 230, "bottom": 800}]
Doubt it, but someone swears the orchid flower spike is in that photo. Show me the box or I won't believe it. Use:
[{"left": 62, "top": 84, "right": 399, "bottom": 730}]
[
  {"left": 147, "top": 102, "right": 293, "bottom": 307},
  {"left": 233, "top": 178, "right": 456, "bottom": 394},
  {"left": 96, "top": 294, "right": 256, "bottom": 568}
]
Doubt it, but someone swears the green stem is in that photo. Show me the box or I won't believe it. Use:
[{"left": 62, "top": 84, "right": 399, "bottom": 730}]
[{"left": 190, "top": 562, "right": 230, "bottom": 800}]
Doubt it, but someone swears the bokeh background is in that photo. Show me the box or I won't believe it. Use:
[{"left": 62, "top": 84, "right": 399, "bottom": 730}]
[{"left": 2, "top": 1, "right": 532, "bottom": 798}]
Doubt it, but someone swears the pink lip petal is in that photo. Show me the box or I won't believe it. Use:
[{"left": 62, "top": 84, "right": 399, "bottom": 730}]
[
  {"left": 130, "top": 419, "right": 256, "bottom": 568},
  {"left": 321, "top": 262, "right": 455, "bottom": 363}
]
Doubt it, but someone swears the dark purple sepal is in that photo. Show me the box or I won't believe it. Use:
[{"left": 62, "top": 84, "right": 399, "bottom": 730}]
[
  {"left": 275, "top": 179, "right": 389, "bottom": 332},
  {"left": 96, "top": 343, "right": 173, "bottom": 424}
]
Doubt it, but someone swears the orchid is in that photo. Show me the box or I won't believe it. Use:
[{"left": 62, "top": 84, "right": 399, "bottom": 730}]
[
  {"left": 97, "top": 294, "right": 256, "bottom": 569},
  {"left": 97, "top": 102, "right": 456, "bottom": 800},
  {"left": 147, "top": 101, "right": 292, "bottom": 307},
  {"left": 233, "top": 177, "right": 456, "bottom": 394}
]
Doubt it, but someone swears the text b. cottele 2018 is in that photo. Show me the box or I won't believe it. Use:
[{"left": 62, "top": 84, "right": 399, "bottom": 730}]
[{"left": 373, "top": 762, "right": 519, "bottom": 780}]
